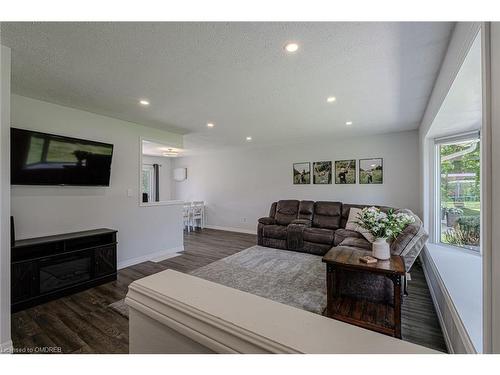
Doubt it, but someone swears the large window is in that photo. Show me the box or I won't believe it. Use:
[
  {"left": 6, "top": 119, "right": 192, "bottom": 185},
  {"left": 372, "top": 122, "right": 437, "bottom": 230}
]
[{"left": 437, "top": 135, "right": 480, "bottom": 251}]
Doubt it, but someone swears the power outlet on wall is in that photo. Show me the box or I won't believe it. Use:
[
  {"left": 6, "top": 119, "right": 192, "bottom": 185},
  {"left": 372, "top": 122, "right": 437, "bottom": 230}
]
[{"left": 241, "top": 217, "right": 247, "bottom": 223}]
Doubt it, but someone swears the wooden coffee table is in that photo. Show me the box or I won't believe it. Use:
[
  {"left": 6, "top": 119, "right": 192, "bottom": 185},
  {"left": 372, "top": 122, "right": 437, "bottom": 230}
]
[{"left": 322, "top": 246, "right": 405, "bottom": 338}]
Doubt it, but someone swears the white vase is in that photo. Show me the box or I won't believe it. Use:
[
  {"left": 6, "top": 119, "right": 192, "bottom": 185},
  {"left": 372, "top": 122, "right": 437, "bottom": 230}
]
[{"left": 372, "top": 238, "right": 390, "bottom": 260}]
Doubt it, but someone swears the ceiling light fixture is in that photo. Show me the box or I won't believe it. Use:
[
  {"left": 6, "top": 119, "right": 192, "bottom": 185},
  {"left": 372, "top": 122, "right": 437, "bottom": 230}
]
[
  {"left": 163, "top": 151, "right": 178, "bottom": 157},
  {"left": 139, "top": 99, "right": 150, "bottom": 106},
  {"left": 207, "top": 123, "right": 215, "bottom": 128},
  {"left": 345, "top": 121, "right": 353, "bottom": 126},
  {"left": 284, "top": 42, "right": 299, "bottom": 53},
  {"left": 327, "top": 97, "right": 336, "bottom": 103},
  {"left": 246, "top": 136, "right": 252, "bottom": 142}
]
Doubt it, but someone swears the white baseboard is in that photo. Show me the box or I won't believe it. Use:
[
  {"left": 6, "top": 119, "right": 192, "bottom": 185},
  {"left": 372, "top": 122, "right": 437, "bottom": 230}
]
[
  {"left": 204, "top": 225, "right": 257, "bottom": 235},
  {"left": 0, "top": 340, "right": 13, "bottom": 354},
  {"left": 420, "top": 248, "right": 476, "bottom": 354},
  {"left": 150, "top": 248, "right": 183, "bottom": 263},
  {"left": 118, "top": 246, "right": 184, "bottom": 269}
]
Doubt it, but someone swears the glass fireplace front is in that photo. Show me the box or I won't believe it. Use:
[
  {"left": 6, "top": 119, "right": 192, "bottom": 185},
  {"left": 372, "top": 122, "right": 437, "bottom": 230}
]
[{"left": 39, "top": 254, "right": 91, "bottom": 294}]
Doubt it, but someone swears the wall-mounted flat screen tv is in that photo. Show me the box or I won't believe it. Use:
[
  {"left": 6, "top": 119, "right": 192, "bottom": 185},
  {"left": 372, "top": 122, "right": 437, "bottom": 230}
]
[{"left": 11, "top": 128, "right": 114, "bottom": 186}]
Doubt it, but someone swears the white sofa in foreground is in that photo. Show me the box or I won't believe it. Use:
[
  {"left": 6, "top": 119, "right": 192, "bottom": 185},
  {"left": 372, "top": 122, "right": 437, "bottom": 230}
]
[{"left": 125, "top": 269, "right": 438, "bottom": 354}]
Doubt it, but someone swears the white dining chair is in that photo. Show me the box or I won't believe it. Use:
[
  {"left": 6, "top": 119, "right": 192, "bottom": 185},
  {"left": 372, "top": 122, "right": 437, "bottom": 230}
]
[
  {"left": 183, "top": 203, "right": 192, "bottom": 232},
  {"left": 191, "top": 201, "right": 205, "bottom": 229}
]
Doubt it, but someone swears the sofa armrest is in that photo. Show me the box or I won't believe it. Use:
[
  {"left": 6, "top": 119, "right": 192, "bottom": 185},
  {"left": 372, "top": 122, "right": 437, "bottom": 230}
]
[
  {"left": 290, "top": 219, "right": 311, "bottom": 227},
  {"left": 391, "top": 228, "right": 428, "bottom": 270},
  {"left": 258, "top": 217, "right": 276, "bottom": 225}
]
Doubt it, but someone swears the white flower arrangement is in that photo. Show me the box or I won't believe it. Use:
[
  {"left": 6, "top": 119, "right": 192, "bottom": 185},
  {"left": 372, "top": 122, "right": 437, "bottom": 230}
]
[{"left": 356, "top": 207, "right": 415, "bottom": 240}]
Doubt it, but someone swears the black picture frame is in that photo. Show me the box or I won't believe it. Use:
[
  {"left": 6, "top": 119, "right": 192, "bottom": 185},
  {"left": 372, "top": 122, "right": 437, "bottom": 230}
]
[
  {"left": 293, "top": 162, "right": 311, "bottom": 184},
  {"left": 359, "top": 158, "right": 383, "bottom": 184},
  {"left": 335, "top": 159, "right": 356, "bottom": 184},
  {"left": 313, "top": 161, "right": 332, "bottom": 184}
]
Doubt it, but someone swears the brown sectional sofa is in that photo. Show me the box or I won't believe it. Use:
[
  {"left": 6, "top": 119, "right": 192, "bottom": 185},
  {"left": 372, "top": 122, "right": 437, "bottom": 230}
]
[{"left": 257, "top": 200, "right": 428, "bottom": 303}]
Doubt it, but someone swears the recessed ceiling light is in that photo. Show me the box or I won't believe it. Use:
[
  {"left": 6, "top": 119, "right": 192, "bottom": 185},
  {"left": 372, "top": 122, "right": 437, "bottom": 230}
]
[
  {"left": 284, "top": 42, "right": 299, "bottom": 53},
  {"left": 327, "top": 97, "right": 336, "bottom": 103},
  {"left": 139, "top": 99, "right": 150, "bottom": 106},
  {"left": 246, "top": 136, "right": 252, "bottom": 142},
  {"left": 346, "top": 121, "right": 353, "bottom": 126},
  {"left": 207, "top": 123, "right": 215, "bottom": 128}
]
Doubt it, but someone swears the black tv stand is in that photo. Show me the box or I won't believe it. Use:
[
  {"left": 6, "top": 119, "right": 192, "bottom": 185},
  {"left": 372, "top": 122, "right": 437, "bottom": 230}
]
[{"left": 11, "top": 228, "right": 117, "bottom": 312}]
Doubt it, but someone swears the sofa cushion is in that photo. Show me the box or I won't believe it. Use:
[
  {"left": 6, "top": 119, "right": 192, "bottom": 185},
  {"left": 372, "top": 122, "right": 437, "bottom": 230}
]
[
  {"left": 312, "top": 201, "right": 342, "bottom": 230},
  {"left": 298, "top": 200, "right": 314, "bottom": 221},
  {"left": 345, "top": 207, "right": 375, "bottom": 243},
  {"left": 333, "top": 228, "right": 365, "bottom": 246},
  {"left": 275, "top": 200, "right": 299, "bottom": 226},
  {"left": 340, "top": 203, "right": 394, "bottom": 228},
  {"left": 262, "top": 225, "right": 288, "bottom": 240},
  {"left": 339, "top": 237, "right": 371, "bottom": 251},
  {"left": 340, "top": 204, "right": 367, "bottom": 228},
  {"left": 303, "top": 227, "right": 334, "bottom": 245}
]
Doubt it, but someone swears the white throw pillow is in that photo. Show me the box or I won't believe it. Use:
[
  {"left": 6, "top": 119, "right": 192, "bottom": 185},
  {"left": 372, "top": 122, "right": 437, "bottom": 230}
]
[{"left": 345, "top": 207, "right": 375, "bottom": 243}]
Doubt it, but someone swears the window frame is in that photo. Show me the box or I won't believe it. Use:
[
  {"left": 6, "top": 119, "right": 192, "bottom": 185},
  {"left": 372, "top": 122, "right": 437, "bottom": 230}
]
[
  {"left": 138, "top": 136, "right": 184, "bottom": 207},
  {"left": 432, "top": 131, "right": 481, "bottom": 253}
]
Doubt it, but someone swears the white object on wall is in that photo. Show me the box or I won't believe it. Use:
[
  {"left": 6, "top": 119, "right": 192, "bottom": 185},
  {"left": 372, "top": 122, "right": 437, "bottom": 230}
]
[
  {"left": 10, "top": 95, "right": 185, "bottom": 268},
  {"left": 173, "top": 168, "right": 187, "bottom": 182}
]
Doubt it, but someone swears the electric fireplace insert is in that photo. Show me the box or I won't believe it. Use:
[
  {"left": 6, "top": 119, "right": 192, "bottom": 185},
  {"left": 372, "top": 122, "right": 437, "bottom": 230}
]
[{"left": 11, "top": 228, "right": 117, "bottom": 312}]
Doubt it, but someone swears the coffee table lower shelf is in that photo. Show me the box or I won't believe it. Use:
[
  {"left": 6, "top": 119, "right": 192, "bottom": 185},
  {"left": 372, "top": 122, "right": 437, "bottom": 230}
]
[
  {"left": 321, "top": 246, "right": 406, "bottom": 339},
  {"left": 323, "top": 296, "right": 396, "bottom": 337}
]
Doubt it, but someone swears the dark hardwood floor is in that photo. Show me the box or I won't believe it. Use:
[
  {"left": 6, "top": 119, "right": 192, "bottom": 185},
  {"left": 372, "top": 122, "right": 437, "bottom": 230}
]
[{"left": 11, "top": 228, "right": 447, "bottom": 354}]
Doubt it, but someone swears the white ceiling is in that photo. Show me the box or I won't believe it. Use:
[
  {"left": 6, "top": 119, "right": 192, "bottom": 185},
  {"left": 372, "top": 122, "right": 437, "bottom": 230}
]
[
  {"left": 1, "top": 22, "right": 453, "bottom": 152},
  {"left": 427, "top": 30, "right": 482, "bottom": 139}
]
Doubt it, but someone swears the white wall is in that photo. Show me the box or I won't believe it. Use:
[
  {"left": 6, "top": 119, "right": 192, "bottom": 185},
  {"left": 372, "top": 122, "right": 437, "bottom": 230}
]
[
  {"left": 11, "top": 95, "right": 185, "bottom": 269},
  {"left": 173, "top": 130, "right": 419, "bottom": 233},
  {"left": 142, "top": 155, "right": 173, "bottom": 201},
  {"left": 0, "top": 45, "right": 12, "bottom": 353}
]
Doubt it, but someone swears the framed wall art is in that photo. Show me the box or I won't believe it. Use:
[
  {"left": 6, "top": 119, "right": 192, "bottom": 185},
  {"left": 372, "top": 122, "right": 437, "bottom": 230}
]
[
  {"left": 359, "top": 158, "right": 383, "bottom": 184},
  {"left": 335, "top": 159, "right": 356, "bottom": 184},
  {"left": 313, "top": 161, "right": 332, "bottom": 184},
  {"left": 293, "top": 162, "right": 311, "bottom": 184}
]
